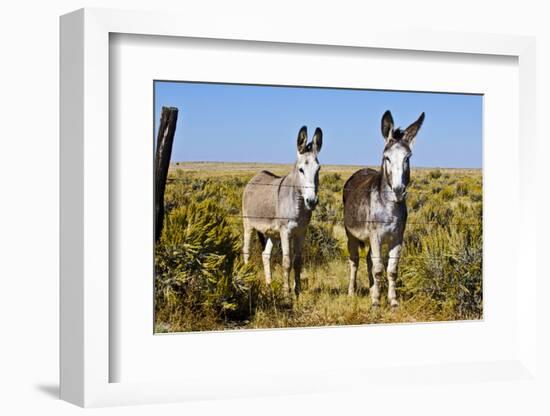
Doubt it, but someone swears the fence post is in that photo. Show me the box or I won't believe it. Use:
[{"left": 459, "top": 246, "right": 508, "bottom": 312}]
[{"left": 155, "top": 106, "right": 179, "bottom": 242}]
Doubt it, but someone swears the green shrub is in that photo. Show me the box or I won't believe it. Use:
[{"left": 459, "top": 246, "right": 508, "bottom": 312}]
[
  {"left": 322, "top": 172, "right": 343, "bottom": 193},
  {"left": 456, "top": 181, "right": 470, "bottom": 196},
  {"left": 440, "top": 186, "right": 455, "bottom": 201},
  {"left": 302, "top": 222, "right": 343, "bottom": 267},
  {"left": 409, "top": 193, "right": 427, "bottom": 210},
  {"left": 400, "top": 224, "right": 482, "bottom": 319},
  {"left": 429, "top": 169, "right": 442, "bottom": 179},
  {"left": 416, "top": 197, "right": 454, "bottom": 227},
  {"left": 155, "top": 200, "right": 257, "bottom": 329}
]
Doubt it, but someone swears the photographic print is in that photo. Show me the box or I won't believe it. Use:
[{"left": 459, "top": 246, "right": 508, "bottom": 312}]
[{"left": 153, "top": 82, "right": 482, "bottom": 333}]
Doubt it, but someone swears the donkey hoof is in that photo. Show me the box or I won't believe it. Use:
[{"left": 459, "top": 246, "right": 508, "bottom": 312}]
[
  {"left": 390, "top": 299, "right": 399, "bottom": 308},
  {"left": 371, "top": 300, "right": 380, "bottom": 308}
]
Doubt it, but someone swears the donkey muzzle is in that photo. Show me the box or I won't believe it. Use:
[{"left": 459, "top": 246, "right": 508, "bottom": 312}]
[
  {"left": 391, "top": 184, "right": 407, "bottom": 201},
  {"left": 305, "top": 196, "right": 319, "bottom": 209}
]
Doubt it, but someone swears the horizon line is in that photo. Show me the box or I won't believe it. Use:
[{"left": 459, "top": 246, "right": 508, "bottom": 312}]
[{"left": 170, "top": 160, "right": 482, "bottom": 170}]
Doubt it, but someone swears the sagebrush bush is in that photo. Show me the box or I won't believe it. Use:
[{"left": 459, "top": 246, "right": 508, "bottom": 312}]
[
  {"left": 302, "top": 222, "right": 343, "bottom": 267},
  {"left": 429, "top": 169, "right": 442, "bottom": 179},
  {"left": 440, "top": 186, "right": 455, "bottom": 201},
  {"left": 456, "top": 181, "right": 470, "bottom": 196},
  {"left": 400, "top": 224, "right": 482, "bottom": 319},
  {"left": 393, "top": 168, "right": 483, "bottom": 320},
  {"left": 323, "top": 172, "right": 343, "bottom": 193},
  {"left": 155, "top": 200, "right": 257, "bottom": 329}
]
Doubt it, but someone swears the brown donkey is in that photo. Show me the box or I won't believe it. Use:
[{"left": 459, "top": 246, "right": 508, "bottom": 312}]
[
  {"left": 343, "top": 111, "right": 425, "bottom": 307},
  {"left": 242, "top": 126, "right": 323, "bottom": 295}
]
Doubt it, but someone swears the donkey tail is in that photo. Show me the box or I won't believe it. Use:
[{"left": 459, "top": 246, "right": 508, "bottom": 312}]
[{"left": 256, "top": 231, "right": 266, "bottom": 250}]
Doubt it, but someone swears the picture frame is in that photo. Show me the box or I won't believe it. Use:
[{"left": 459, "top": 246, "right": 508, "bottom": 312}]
[{"left": 60, "top": 7, "right": 540, "bottom": 408}]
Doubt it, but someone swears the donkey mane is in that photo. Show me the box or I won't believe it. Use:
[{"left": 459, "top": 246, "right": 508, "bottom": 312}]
[
  {"left": 383, "top": 128, "right": 413, "bottom": 152},
  {"left": 259, "top": 170, "right": 281, "bottom": 179},
  {"left": 300, "top": 142, "right": 318, "bottom": 153},
  {"left": 390, "top": 127, "right": 405, "bottom": 139}
]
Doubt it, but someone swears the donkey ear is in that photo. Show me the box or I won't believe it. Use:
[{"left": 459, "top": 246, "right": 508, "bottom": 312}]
[
  {"left": 381, "top": 110, "right": 394, "bottom": 141},
  {"left": 312, "top": 127, "right": 323, "bottom": 154},
  {"left": 403, "top": 112, "right": 425, "bottom": 146},
  {"left": 297, "top": 126, "right": 308, "bottom": 154}
]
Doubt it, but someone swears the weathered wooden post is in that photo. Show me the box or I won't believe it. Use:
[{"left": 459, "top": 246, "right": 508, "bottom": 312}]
[{"left": 155, "top": 106, "right": 179, "bottom": 242}]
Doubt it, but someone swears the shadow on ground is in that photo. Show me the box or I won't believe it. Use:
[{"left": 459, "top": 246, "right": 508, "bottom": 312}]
[{"left": 35, "top": 384, "right": 59, "bottom": 399}]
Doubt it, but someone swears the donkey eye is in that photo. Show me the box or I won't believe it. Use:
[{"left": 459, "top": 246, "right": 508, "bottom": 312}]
[{"left": 299, "top": 168, "right": 304, "bottom": 174}]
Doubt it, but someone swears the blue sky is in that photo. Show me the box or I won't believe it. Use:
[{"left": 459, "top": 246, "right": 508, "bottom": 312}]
[{"left": 154, "top": 81, "right": 482, "bottom": 168}]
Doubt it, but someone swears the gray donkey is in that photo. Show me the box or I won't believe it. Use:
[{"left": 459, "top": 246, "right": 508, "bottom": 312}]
[
  {"left": 242, "top": 126, "right": 323, "bottom": 295},
  {"left": 343, "top": 111, "right": 424, "bottom": 307}
]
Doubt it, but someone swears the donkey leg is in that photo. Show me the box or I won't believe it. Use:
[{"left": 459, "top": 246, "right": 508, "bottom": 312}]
[
  {"left": 387, "top": 240, "right": 402, "bottom": 308},
  {"left": 243, "top": 222, "right": 253, "bottom": 264},
  {"left": 280, "top": 231, "right": 292, "bottom": 294},
  {"left": 369, "top": 235, "right": 384, "bottom": 307},
  {"left": 262, "top": 237, "right": 274, "bottom": 285},
  {"left": 347, "top": 233, "right": 360, "bottom": 296},
  {"left": 366, "top": 247, "right": 374, "bottom": 291},
  {"left": 293, "top": 235, "right": 305, "bottom": 296}
]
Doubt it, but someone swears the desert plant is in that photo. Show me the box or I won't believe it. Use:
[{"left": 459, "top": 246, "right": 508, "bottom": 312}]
[
  {"left": 302, "top": 222, "right": 343, "bottom": 267},
  {"left": 155, "top": 200, "right": 257, "bottom": 329},
  {"left": 400, "top": 224, "right": 482, "bottom": 319},
  {"left": 429, "top": 169, "right": 442, "bottom": 179}
]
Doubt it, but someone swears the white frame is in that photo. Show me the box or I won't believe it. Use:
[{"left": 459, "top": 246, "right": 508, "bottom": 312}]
[
  {"left": 111, "top": 33, "right": 519, "bottom": 385},
  {"left": 60, "top": 8, "right": 538, "bottom": 408}
]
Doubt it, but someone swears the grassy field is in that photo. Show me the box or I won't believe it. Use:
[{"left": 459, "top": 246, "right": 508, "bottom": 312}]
[{"left": 155, "top": 161, "right": 483, "bottom": 332}]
